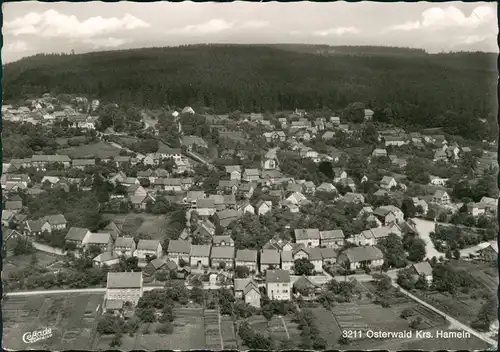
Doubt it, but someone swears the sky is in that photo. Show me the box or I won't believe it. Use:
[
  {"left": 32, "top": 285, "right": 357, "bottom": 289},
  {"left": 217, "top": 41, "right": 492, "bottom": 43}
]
[{"left": 2, "top": 1, "right": 498, "bottom": 63}]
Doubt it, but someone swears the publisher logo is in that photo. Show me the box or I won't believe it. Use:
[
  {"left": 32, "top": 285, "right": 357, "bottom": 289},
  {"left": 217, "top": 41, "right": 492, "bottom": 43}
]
[{"left": 22, "top": 328, "right": 53, "bottom": 344}]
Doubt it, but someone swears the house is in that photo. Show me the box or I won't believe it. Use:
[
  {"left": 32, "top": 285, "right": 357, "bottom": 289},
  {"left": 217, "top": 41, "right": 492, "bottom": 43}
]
[
  {"left": 105, "top": 272, "right": 143, "bottom": 306},
  {"left": 181, "top": 135, "right": 208, "bottom": 151},
  {"left": 466, "top": 202, "right": 486, "bottom": 217},
  {"left": 263, "top": 238, "right": 294, "bottom": 252},
  {"left": 5, "top": 199, "right": 23, "bottom": 212},
  {"left": 372, "top": 149, "right": 388, "bottom": 158},
  {"left": 195, "top": 199, "right": 217, "bottom": 217},
  {"left": 343, "top": 192, "right": 365, "bottom": 204},
  {"left": 445, "top": 144, "right": 460, "bottom": 160},
  {"left": 261, "top": 170, "right": 283, "bottom": 185},
  {"left": 31, "top": 154, "right": 71, "bottom": 169},
  {"left": 65, "top": 227, "right": 92, "bottom": 248},
  {"left": 294, "top": 228, "right": 320, "bottom": 248},
  {"left": 114, "top": 237, "right": 136, "bottom": 257},
  {"left": 237, "top": 201, "right": 255, "bottom": 215},
  {"left": 234, "top": 278, "right": 261, "bottom": 308},
  {"left": 408, "top": 261, "right": 433, "bottom": 284},
  {"left": 477, "top": 242, "right": 498, "bottom": 261},
  {"left": 364, "top": 109, "right": 374, "bottom": 121},
  {"left": 412, "top": 198, "right": 429, "bottom": 215},
  {"left": 479, "top": 197, "right": 497, "bottom": 212},
  {"left": 260, "top": 249, "right": 281, "bottom": 272},
  {"left": 333, "top": 168, "right": 348, "bottom": 180},
  {"left": 380, "top": 176, "right": 397, "bottom": 190},
  {"left": 301, "top": 247, "right": 324, "bottom": 273},
  {"left": 337, "top": 246, "right": 384, "bottom": 271},
  {"left": 210, "top": 246, "right": 235, "bottom": 269},
  {"left": 263, "top": 131, "right": 286, "bottom": 143},
  {"left": 266, "top": 270, "right": 291, "bottom": 301},
  {"left": 235, "top": 249, "right": 258, "bottom": 272},
  {"left": 384, "top": 136, "right": 406, "bottom": 147},
  {"left": 42, "top": 214, "right": 68, "bottom": 232},
  {"left": 373, "top": 207, "right": 397, "bottom": 226},
  {"left": 130, "top": 194, "right": 155, "bottom": 210},
  {"left": 214, "top": 210, "right": 242, "bottom": 229},
  {"left": 262, "top": 148, "right": 280, "bottom": 170},
  {"left": 280, "top": 250, "right": 294, "bottom": 272},
  {"left": 322, "top": 131, "right": 335, "bottom": 140},
  {"left": 218, "top": 180, "right": 239, "bottom": 194},
  {"left": 303, "top": 181, "right": 316, "bottom": 195},
  {"left": 135, "top": 240, "right": 163, "bottom": 261},
  {"left": 86, "top": 232, "right": 113, "bottom": 252},
  {"left": 299, "top": 147, "right": 318, "bottom": 159},
  {"left": 432, "top": 190, "right": 451, "bottom": 205},
  {"left": 429, "top": 176, "right": 448, "bottom": 186},
  {"left": 319, "top": 230, "right": 345, "bottom": 248},
  {"left": 256, "top": 200, "right": 272, "bottom": 216},
  {"left": 142, "top": 258, "right": 167, "bottom": 277},
  {"left": 238, "top": 182, "right": 256, "bottom": 198},
  {"left": 317, "top": 182, "right": 337, "bottom": 193},
  {"left": 433, "top": 149, "right": 448, "bottom": 162},
  {"left": 212, "top": 235, "right": 234, "bottom": 247},
  {"left": 225, "top": 165, "right": 242, "bottom": 180},
  {"left": 321, "top": 247, "right": 337, "bottom": 265},
  {"left": 93, "top": 252, "right": 120, "bottom": 267},
  {"left": 190, "top": 244, "right": 211, "bottom": 268},
  {"left": 338, "top": 177, "right": 356, "bottom": 192},
  {"left": 72, "top": 159, "right": 96, "bottom": 170},
  {"left": 285, "top": 191, "right": 308, "bottom": 205},
  {"left": 167, "top": 240, "right": 191, "bottom": 265},
  {"left": 242, "top": 169, "right": 260, "bottom": 182}
]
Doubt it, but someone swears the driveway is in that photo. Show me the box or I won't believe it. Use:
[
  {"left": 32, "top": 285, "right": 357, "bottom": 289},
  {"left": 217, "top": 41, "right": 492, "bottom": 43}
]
[{"left": 411, "top": 218, "right": 446, "bottom": 260}]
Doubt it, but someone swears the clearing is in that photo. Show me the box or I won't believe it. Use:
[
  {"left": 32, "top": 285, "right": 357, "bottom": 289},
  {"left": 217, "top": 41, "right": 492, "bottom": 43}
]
[{"left": 57, "top": 142, "right": 121, "bottom": 159}]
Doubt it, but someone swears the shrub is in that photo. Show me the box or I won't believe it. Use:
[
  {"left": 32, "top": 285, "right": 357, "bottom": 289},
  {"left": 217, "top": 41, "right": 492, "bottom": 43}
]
[{"left": 155, "top": 322, "right": 174, "bottom": 334}]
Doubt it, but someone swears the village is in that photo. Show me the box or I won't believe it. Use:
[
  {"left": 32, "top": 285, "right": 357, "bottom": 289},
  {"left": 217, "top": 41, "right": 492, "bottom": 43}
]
[{"left": 2, "top": 94, "right": 498, "bottom": 350}]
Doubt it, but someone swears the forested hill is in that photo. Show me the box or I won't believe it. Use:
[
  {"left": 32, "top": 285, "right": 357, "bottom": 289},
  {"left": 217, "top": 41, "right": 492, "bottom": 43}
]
[{"left": 3, "top": 44, "right": 497, "bottom": 140}]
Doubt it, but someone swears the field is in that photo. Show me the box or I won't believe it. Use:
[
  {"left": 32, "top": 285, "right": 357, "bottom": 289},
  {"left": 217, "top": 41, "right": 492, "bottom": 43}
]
[
  {"left": 3, "top": 251, "right": 63, "bottom": 278},
  {"left": 311, "top": 308, "right": 342, "bottom": 347},
  {"left": 452, "top": 260, "right": 498, "bottom": 294},
  {"left": 237, "top": 315, "right": 299, "bottom": 348},
  {"left": 3, "top": 293, "right": 104, "bottom": 350},
  {"left": 102, "top": 213, "right": 170, "bottom": 239},
  {"left": 55, "top": 136, "right": 89, "bottom": 147},
  {"left": 96, "top": 307, "right": 206, "bottom": 350},
  {"left": 57, "top": 142, "right": 121, "bottom": 159}
]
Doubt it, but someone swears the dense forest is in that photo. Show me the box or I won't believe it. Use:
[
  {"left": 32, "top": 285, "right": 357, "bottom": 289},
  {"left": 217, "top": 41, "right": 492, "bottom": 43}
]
[{"left": 3, "top": 44, "right": 498, "bottom": 140}]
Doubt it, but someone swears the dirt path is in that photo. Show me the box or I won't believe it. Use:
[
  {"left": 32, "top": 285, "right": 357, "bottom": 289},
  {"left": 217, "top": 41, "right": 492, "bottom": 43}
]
[{"left": 278, "top": 316, "right": 290, "bottom": 340}]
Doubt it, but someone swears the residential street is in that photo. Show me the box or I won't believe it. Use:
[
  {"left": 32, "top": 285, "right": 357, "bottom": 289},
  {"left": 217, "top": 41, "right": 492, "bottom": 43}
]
[{"left": 411, "top": 218, "right": 446, "bottom": 259}]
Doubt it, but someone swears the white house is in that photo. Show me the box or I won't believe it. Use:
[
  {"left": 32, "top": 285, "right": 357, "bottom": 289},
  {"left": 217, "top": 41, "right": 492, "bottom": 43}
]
[
  {"left": 114, "top": 237, "right": 136, "bottom": 257},
  {"left": 337, "top": 246, "right": 384, "bottom": 271},
  {"left": 105, "top": 272, "right": 144, "bottom": 306},
  {"left": 294, "top": 228, "right": 320, "bottom": 248},
  {"left": 266, "top": 269, "right": 291, "bottom": 301},
  {"left": 235, "top": 249, "right": 258, "bottom": 272},
  {"left": 190, "top": 245, "right": 211, "bottom": 268},
  {"left": 134, "top": 240, "right": 163, "bottom": 261}
]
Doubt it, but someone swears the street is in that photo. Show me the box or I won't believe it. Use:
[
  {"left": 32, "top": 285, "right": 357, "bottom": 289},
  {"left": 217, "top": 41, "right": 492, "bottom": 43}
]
[{"left": 411, "top": 218, "right": 446, "bottom": 259}]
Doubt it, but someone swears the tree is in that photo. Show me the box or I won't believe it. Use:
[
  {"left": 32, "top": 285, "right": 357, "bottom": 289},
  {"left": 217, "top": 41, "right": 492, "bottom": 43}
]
[
  {"left": 362, "top": 122, "right": 379, "bottom": 145},
  {"left": 396, "top": 268, "right": 416, "bottom": 290},
  {"left": 472, "top": 295, "right": 497, "bottom": 331},
  {"left": 136, "top": 307, "right": 156, "bottom": 322},
  {"left": 401, "top": 197, "right": 416, "bottom": 219},
  {"left": 234, "top": 265, "right": 250, "bottom": 279},
  {"left": 155, "top": 322, "right": 174, "bottom": 334},
  {"left": 377, "top": 233, "right": 408, "bottom": 268},
  {"left": 452, "top": 249, "right": 460, "bottom": 260},
  {"left": 407, "top": 238, "right": 426, "bottom": 262},
  {"left": 13, "top": 237, "right": 35, "bottom": 256},
  {"left": 293, "top": 258, "right": 314, "bottom": 276},
  {"left": 445, "top": 250, "right": 452, "bottom": 260}
]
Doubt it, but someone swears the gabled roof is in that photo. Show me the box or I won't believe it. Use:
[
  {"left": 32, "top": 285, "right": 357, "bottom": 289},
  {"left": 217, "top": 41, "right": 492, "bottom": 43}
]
[
  {"left": 87, "top": 232, "right": 111, "bottom": 244},
  {"left": 319, "top": 230, "right": 344, "bottom": 240},
  {"left": 190, "top": 244, "right": 211, "bottom": 257},
  {"left": 236, "top": 249, "right": 258, "bottom": 262},
  {"left": 168, "top": 239, "right": 191, "bottom": 254},
  {"left": 266, "top": 269, "right": 290, "bottom": 283},
  {"left": 44, "top": 214, "right": 67, "bottom": 225},
  {"left": 211, "top": 246, "right": 235, "bottom": 259},
  {"left": 260, "top": 249, "right": 280, "bottom": 264},
  {"left": 137, "top": 239, "right": 161, "bottom": 251},
  {"left": 65, "top": 227, "right": 90, "bottom": 241},
  {"left": 107, "top": 272, "right": 142, "bottom": 289},
  {"left": 340, "top": 246, "right": 384, "bottom": 263},
  {"left": 294, "top": 228, "right": 320, "bottom": 241},
  {"left": 411, "top": 261, "right": 433, "bottom": 276},
  {"left": 115, "top": 236, "right": 135, "bottom": 248}
]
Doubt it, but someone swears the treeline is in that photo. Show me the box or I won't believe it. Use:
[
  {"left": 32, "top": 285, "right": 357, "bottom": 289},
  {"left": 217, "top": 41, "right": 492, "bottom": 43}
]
[{"left": 4, "top": 45, "right": 497, "bottom": 140}]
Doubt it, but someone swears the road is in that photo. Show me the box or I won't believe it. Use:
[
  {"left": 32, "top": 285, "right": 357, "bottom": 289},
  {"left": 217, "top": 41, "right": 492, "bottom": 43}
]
[
  {"left": 393, "top": 283, "right": 497, "bottom": 347},
  {"left": 411, "top": 218, "right": 446, "bottom": 259},
  {"left": 6, "top": 288, "right": 106, "bottom": 296}
]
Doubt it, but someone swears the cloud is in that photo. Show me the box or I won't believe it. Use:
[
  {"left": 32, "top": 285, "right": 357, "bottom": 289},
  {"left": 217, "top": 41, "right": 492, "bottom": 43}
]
[
  {"left": 239, "top": 20, "right": 269, "bottom": 30},
  {"left": 312, "top": 27, "right": 360, "bottom": 37},
  {"left": 4, "top": 10, "right": 150, "bottom": 39},
  {"left": 5, "top": 40, "right": 29, "bottom": 52},
  {"left": 388, "top": 5, "right": 496, "bottom": 31},
  {"left": 172, "top": 19, "right": 235, "bottom": 35},
  {"left": 83, "top": 37, "right": 127, "bottom": 49}
]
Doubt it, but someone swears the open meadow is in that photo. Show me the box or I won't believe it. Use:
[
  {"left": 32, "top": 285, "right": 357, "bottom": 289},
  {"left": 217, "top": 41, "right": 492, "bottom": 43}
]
[{"left": 57, "top": 142, "right": 121, "bottom": 159}]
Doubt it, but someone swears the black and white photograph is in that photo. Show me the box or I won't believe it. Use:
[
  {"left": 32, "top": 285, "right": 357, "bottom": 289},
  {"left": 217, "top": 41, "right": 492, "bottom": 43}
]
[{"left": 1, "top": 1, "right": 498, "bottom": 351}]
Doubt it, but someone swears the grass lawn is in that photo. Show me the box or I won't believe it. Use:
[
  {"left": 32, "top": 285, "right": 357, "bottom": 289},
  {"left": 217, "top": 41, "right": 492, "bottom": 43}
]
[
  {"left": 57, "top": 142, "right": 121, "bottom": 159},
  {"left": 102, "top": 213, "right": 171, "bottom": 240},
  {"left": 3, "top": 293, "right": 104, "bottom": 351},
  {"left": 358, "top": 303, "right": 411, "bottom": 332},
  {"left": 5, "top": 251, "right": 61, "bottom": 269},
  {"left": 309, "top": 308, "right": 342, "bottom": 347}
]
